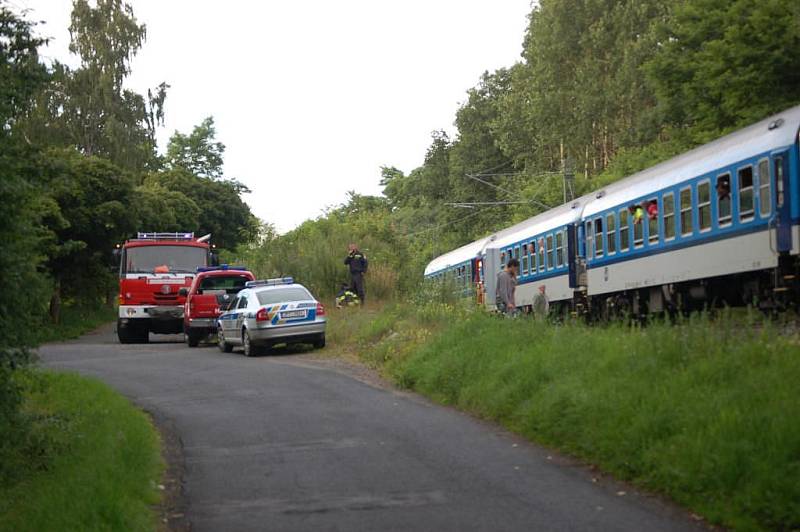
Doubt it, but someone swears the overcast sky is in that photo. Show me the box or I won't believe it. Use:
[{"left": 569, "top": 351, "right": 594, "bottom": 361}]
[{"left": 17, "top": 0, "right": 532, "bottom": 233}]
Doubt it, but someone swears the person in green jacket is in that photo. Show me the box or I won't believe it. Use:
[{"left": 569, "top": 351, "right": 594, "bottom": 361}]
[{"left": 532, "top": 285, "right": 549, "bottom": 321}]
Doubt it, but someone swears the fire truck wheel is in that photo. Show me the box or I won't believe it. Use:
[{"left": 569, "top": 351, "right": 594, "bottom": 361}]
[
  {"left": 186, "top": 329, "right": 202, "bottom": 347},
  {"left": 118, "top": 320, "right": 148, "bottom": 344}
]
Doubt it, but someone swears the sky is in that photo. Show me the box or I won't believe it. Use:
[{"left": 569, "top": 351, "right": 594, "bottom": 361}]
[{"left": 16, "top": 0, "right": 532, "bottom": 233}]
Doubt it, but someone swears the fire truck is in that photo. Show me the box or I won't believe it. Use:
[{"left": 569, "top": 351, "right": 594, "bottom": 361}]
[{"left": 116, "top": 232, "right": 217, "bottom": 343}]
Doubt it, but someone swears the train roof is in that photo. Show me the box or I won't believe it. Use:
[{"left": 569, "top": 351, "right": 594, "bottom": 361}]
[
  {"left": 488, "top": 196, "right": 591, "bottom": 250},
  {"left": 583, "top": 105, "right": 800, "bottom": 218},
  {"left": 423, "top": 236, "right": 493, "bottom": 276},
  {"left": 423, "top": 195, "right": 593, "bottom": 276}
]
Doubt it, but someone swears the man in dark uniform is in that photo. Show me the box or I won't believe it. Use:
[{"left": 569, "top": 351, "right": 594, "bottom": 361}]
[{"left": 344, "top": 243, "right": 368, "bottom": 304}]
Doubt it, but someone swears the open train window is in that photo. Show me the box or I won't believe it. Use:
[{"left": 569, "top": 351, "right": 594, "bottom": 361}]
[
  {"left": 594, "top": 218, "right": 604, "bottom": 258},
  {"left": 500, "top": 251, "right": 506, "bottom": 266},
  {"left": 647, "top": 198, "right": 659, "bottom": 244},
  {"left": 538, "top": 238, "right": 546, "bottom": 271},
  {"left": 716, "top": 173, "right": 731, "bottom": 226},
  {"left": 521, "top": 243, "right": 529, "bottom": 275},
  {"left": 758, "top": 159, "right": 771, "bottom": 217},
  {"left": 585, "top": 222, "right": 594, "bottom": 261},
  {"left": 680, "top": 187, "right": 693, "bottom": 236},
  {"left": 698, "top": 181, "right": 711, "bottom": 231},
  {"left": 556, "top": 231, "right": 564, "bottom": 266},
  {"left": 738, "top": 165, "right": 754, "bottom": 221},
  {"left": 663, "top": 193, "right": 675, "bottom": 240},
  {"left": 546, "top": 234, "right": 554, "bottom": 270},
  {"left": 619, "top": 209, "right": 630, "bottom": 251},
  {"left": 633, "top": 208, "right": 644, "bottom": 248}
]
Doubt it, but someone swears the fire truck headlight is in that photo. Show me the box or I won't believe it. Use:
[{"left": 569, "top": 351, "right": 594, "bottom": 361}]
[{"left": 126, "top": 308, "right": 136, "bottom": 316}]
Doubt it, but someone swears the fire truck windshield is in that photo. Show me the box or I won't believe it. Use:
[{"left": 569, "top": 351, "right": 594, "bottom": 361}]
[{"left": 123, "top": 245, "right": 207, "bottom": 274}]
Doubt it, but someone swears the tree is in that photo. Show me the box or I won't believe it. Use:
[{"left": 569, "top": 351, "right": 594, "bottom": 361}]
[
  {"left": 645, "top": 0, "right": 800, "bottom": 134},
  {"left": 18, "top": 0, "right": 167, "bottom": 172},
  {"left": 165, "top": 116, "right": 225, "bottom": 179},
  {"left": 36, "top": 148, "right": 139, "bottom": 316},
  {"left": 146, "top": 169, "right": 257, "bottom": 250}
]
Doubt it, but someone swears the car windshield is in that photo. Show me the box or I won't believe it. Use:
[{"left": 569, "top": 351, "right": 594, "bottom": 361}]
[
  {"left": 124, "top": 245, "right": 207, "bottom": 274},
  {"left": 256, "top": 287, "right": 313, "bottom": 305},
  {"left": 199, "top": 275, "right": 250, "bottom": 294}
]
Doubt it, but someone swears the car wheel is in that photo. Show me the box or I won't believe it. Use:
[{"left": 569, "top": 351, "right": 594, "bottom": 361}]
[
  {"left": 313, "top": 333, "right": 326, "bottom": 349},
  {"left": 218, "top": 327, "right": 233, "bottom": 353},
  {"left": 242, "top": 329, "right": 261, "bottom": 357}
]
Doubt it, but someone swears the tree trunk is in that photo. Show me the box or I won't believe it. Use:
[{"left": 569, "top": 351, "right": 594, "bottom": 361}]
[{"left": 49, "top": 280, "right": 61, "bottom": 325}]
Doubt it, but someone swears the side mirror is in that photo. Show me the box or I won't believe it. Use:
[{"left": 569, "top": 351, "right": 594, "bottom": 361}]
[
  {"left": 178, "top": 288, "right": 189, "bottom": 297},
  {"left": 210, "top": 251, "right": 220, "bottom": 266}
]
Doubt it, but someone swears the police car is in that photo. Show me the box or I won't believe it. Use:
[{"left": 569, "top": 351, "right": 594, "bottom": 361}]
[{"left": 216, "top": 277, "right": 326, "bottom": 356}]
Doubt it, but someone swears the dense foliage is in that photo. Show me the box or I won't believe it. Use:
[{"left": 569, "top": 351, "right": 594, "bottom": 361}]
[
  {"left": 0, "top": 0, "right": 255, "bottom": 479},
  {"left": 241, "top": 0, "right": 800, "bottom": 299}
]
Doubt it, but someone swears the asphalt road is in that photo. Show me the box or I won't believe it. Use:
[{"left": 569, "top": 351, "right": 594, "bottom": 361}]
[{"left": 38, "top": 326, "right": 703, "bottom": 532}]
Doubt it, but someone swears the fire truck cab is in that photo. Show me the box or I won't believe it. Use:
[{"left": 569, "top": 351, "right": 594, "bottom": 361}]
[{"left": 116, "top": 232, "right": 214, "bottom": 344}]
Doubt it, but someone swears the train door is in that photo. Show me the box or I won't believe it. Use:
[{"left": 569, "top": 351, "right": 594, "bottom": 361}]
[
  {"left": 773, "top": 152, "right": 791, "bottom": 252},
  {"left": 483, "top": 248, "right": 501, "bottom": 310},
  {"left": 473, "top": 257, "right": 484, "bottom": 305}
]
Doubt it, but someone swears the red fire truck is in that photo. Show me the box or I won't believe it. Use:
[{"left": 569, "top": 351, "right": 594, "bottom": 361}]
[{"left": 116, "top": 232, "right": 216, "bottom": 343}]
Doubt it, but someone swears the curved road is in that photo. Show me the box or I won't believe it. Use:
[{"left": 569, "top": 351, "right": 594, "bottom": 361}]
[{"left": 39, "top": 326, "right": 702, "bottom": 532}]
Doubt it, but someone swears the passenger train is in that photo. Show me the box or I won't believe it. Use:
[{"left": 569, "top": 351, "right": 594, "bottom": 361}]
[{"left": 424, "top": 105, "right": 800, "bottom": 316}]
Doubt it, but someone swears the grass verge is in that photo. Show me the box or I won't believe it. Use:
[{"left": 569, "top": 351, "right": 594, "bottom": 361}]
[
  {"left": 33, "top": 304, "right": 117, "bottom": 344},
  {"left": 326, "top": 302, "right": 800, "bottom": 531},
  {"left": 0, "top": 371, "right": 163, "bottom": 532}
]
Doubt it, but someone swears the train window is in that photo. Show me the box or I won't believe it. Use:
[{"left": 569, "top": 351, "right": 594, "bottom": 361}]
[
  {"left": 738, "top": 166, "right": 754, "bottom": 221},
  {"left": 680, "top": 187, "right": 693, "bottom": 236},
  {"left": 500, "top": 251, "right": 506, "bottom": 265},
  {"left": 538, "top": 237, "right": 546, "bottom": 271},
  {"left": 606, "top": 213, "right": 616, "bottom": 255},
  {"left": 647, "top": 198, "right": 659, "bottom": 244},
  {"left": 758, "top": 159, "right": 771, "bottom": 217},
  {"left": 698, "top": 181, "right": 711, "bottom": 231},
  {"left": 663, "top": 193, "right": 675, "bottom": 240},
  {"left": 716, "top": 173, "right": 732, "bottom": 226},
  {"left": 556, "top": 231, "right": 564, "bottom": 266},
  {"left": 585, "top": 222, "right": 594, "bottom": 260},
  {"left": 546, "top": 235, "right": 554, "bottom": 269},
  {"left": 594, "top": 218, "right": 604, "bottom": 258},
  {"left": 633, "top": 209, "right": 644, "bottom": 248},
  {"left": 514, "top": 246, "right": 520, "bottom": 262},
  {"left": 619, "top": 209, "right": 630, "bottom": 252},
  {"left": 521, "top": 244, "right": 529, "bottom": 275},
  {"left": 775, "top": 156, "right": 784, "bottom": 207}
]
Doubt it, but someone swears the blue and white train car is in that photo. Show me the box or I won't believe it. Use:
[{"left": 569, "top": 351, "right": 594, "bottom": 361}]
[
  {"left": 483, "top": 200, "right": 588, "bottom": 310},
  {"left": 423, "top": 236, "right": 494, "bottom": 299},
  {"left": 579, "top": 105, "right": 800, "bottom": 313}
]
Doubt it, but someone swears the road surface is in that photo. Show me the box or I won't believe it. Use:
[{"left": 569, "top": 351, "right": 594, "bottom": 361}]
[{"left": 38, "top": 326, "right": 703, "bottom": 532}]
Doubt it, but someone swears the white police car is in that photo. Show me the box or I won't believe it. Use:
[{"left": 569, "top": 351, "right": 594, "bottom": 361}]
[{"left": 216, "top": 277, "right": 327, "bottom": 357}]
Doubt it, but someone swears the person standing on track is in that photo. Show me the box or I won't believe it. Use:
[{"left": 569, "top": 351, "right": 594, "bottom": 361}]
[{"left": 344, "top": 243, "right": 368, "bottom": 304}]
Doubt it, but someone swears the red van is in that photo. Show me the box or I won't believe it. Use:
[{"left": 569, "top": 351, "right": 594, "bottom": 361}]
[{"left": 180, "top": 266, "right": 255, "bottom": 347}]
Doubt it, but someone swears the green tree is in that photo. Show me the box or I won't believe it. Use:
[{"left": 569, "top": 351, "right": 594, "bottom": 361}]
[
  {"left": 646, "top": 0, "right": 800, "bottom": 133},
  {"left": 165, "top": 116, "right": 225, "bottom": 179},
  {"left": 36, "top": 148, "right": 139, "bottom": 316},
  {"left": 19, "top": 0, "right": 167, "bottom": 172}
]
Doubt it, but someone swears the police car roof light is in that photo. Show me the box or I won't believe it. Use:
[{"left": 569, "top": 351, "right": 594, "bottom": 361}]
[
  {"left": 196, "top": 264, "right": 249, "bottom": 273},
  {"left": 245, "top": 277, "right": 294, "bottom": 288}
]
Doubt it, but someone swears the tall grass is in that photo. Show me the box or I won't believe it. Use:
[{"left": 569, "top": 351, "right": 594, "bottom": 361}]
[
  {"left": 0, "top": 371, "right": 163, "bottom": 531},
  {"left": 330, "top": 304, "right": 800, "bottom": 531}
]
